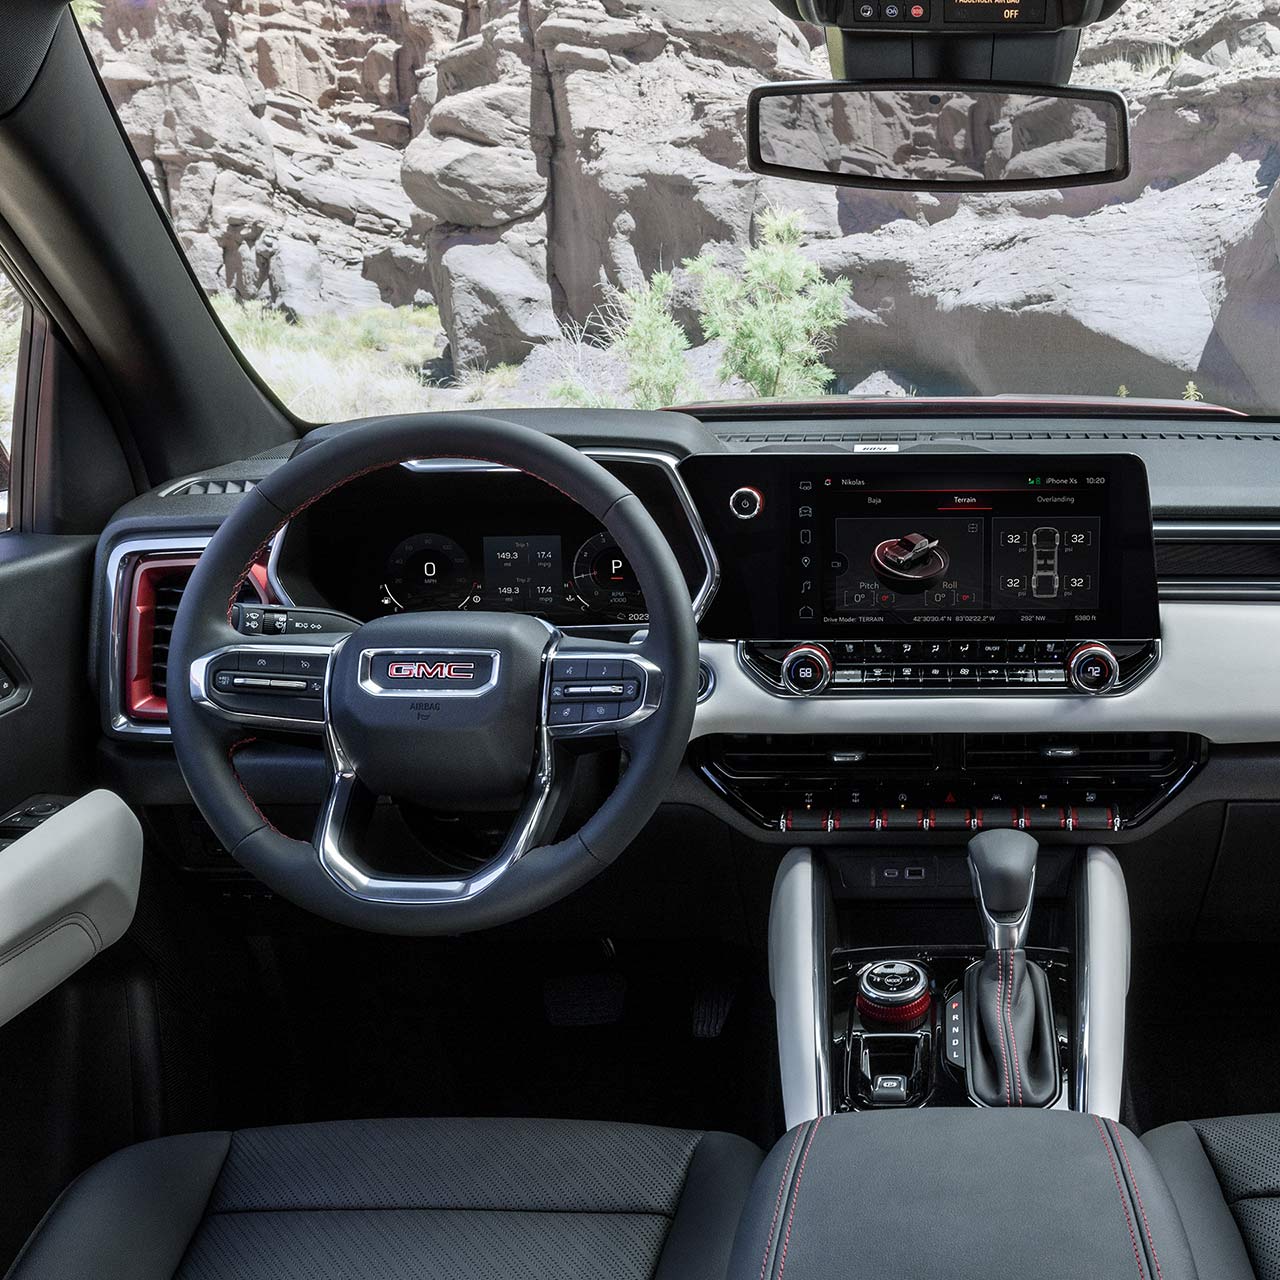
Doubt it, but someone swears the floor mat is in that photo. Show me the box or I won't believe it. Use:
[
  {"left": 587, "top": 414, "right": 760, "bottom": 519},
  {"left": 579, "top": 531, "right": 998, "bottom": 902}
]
[
  {"left": 217, "top": 933, "right": 781, "bottom": 1151},
  {"left": 1126, "top": 942, "right": 1280, "bottom": 1133}
]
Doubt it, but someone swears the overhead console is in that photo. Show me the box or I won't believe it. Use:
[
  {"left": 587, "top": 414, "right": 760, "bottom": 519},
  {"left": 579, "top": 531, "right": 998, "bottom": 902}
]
[{"left": 682, "top": 452, "right": 1160, "bottom": 698}]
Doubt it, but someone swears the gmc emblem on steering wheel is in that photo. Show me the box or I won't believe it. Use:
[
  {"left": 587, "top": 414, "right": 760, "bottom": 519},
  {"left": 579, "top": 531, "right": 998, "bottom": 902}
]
[
  {"left": 388, "top": 660, "right": 474, "bottom": 680},
  {"left": 359, "top": 648, "right": 501, "bottom": 698}
]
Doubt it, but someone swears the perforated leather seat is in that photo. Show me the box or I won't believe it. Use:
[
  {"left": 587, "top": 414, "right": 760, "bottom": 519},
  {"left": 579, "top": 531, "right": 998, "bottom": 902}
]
[
  {"left": 1145, "top": 1114, "right": 1280, "bottom": 1280},
  {"left": 5, "top": 1116, "right": 762, "bottom": 1280}
]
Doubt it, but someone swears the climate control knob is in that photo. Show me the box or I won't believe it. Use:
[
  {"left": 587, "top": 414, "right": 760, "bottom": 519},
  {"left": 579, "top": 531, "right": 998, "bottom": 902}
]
[
  {"left": 781, "top": 644, "right": 832, "bottom": 695},
  {"left": 1067, "top": 643, "right": 1120, "bottom": 694}
]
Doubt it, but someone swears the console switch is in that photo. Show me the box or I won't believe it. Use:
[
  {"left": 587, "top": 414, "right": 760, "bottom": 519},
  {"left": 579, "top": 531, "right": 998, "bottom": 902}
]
[{"left": 870, "top": 1075, "right": 909, "bottom": 1105}]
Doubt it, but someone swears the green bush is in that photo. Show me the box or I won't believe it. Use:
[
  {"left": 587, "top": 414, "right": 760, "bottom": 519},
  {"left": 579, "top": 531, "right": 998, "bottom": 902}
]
[
  {"left": 615, "top": 272, "right": 691, "bottom": 409},
  {"left": 684, "top": 208, "right": 850, "bottom": 400},
  {"left": 210, "top": 295, "right": 445, "bottom": 421},
  {"left": 71, "top": 1, "right": 104, "bottom": 29}
]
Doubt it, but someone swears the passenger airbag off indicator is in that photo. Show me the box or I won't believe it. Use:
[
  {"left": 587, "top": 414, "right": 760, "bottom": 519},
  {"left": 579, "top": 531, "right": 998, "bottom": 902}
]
[{"left": 943, "top": 0, "right": 1046, "bottom": 20}]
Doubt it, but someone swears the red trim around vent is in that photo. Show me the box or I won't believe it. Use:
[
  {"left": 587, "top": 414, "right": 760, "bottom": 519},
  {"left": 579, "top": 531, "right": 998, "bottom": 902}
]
[{"left": 124, "top": 553, "right": 269, "bottom": 721}]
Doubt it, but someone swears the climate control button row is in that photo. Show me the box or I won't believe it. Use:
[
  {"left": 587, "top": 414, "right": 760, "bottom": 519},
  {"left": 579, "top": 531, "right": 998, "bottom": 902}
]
[{"left": 779, "top": 805, "right": 1119, "bottom": 833}]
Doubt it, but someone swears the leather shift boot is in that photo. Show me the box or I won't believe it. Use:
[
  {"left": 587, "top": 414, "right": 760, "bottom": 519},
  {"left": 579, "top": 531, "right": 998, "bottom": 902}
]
[{"left": 963, "top": 948, "right": 1059, "bottom": 1108}]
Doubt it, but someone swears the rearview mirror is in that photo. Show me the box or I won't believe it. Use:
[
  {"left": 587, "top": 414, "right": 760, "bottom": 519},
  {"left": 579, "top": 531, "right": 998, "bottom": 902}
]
[{"left": 748, "top": 81, "right": 1129, "bottom": 192}]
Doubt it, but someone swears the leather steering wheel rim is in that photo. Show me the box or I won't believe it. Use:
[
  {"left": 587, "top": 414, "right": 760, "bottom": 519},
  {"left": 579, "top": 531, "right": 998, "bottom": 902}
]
[{"left": 167, "top": 414, "right": 699, "bottom": 935}]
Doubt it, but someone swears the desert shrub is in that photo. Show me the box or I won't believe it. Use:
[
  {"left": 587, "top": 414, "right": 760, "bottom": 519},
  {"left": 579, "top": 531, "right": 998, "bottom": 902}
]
[
  {"left": 548, "top": 273, "right": 691, "bottom": 410},
  {"left": 72, "top": 1, "right": 104, "bottom": 28},
  {"left": 614, "top": 272, "right": 691, "bottom": 409},
  {"left": 684, "top": 208, "right": 850, "bottom": 399},
  {"left": 210, "top": 295, "right": 444, "bottom": 420}
]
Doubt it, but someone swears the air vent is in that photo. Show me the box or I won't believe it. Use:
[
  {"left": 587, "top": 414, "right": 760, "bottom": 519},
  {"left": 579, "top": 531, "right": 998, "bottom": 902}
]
[
  {"left": 961, "top": 733, "right": 1186, "bottom": 778},
  {"left": 123, "top": 554, "right": 265, "bottom": 721},
  {"left": 1155, "top": 524, "right": 1280, "bottom": 601},
  {"left": 714, "top": 428, "right": 1278, "bottom": 444},
  {"left": 165, "top": 477, "right": 258, "bottom": 497},
  {"left": 714, "top": 733, "right": 938, "bottom": 781}
]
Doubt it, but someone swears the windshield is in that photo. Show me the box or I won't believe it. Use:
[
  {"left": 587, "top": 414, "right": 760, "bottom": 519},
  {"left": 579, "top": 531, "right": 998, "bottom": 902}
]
[{"left": 84, "top": 0, "right": 1278, "bottom": 419}]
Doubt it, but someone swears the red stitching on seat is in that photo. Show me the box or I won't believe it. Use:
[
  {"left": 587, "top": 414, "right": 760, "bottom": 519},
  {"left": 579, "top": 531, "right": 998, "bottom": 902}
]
[
  {"left": 757, "top": 1125, "right": 805, "bottom": 1280},
  {"left": 776, "top": 1116, "right": 822, "bottom": 1280},
  {"left": 1006, "top": 949, "right": 1024, "bottom": 1106},
  {"left": 1110, "top": 1120, "right": 1165, "bottom": 1280},
  {"left": 1094, "top": 1114, "right": 1147, "bottom": 1280}
]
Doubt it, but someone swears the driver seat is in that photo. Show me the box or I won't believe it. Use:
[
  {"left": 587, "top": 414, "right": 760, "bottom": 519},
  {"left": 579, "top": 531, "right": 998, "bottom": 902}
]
[{"left": 5, "top": 1116, "right": 761, "bottom": 1280}]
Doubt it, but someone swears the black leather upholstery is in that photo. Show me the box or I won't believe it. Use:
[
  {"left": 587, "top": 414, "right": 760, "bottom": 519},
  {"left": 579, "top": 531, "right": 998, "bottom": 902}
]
[
  {"left": 730, "top": 1109, "right": 1198, "bottom": 1280},
  {"left": 1146, "top": 1115, "right": 1280, "bottom": 1280},
  {"left": 6, "top": 1117, "right": 762, "bottom": 1280},
  {"left": 965, "top": 948, "right": 1060, "bottom": 1108}
]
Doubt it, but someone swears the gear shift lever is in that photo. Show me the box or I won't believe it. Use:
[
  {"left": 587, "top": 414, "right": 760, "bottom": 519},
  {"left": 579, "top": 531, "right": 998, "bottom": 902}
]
[
  {"left": 962, "top": 828, "right": 1059, "bottom": 1107},
  {"left": 967, "top": 829, "right": 1038, "bottom": 951}
]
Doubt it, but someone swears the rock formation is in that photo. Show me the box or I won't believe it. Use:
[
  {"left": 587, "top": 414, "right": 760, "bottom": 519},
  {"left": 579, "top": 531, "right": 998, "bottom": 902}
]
[{"left": 85, "top": 0, "right": 1280, "bottom": 411}]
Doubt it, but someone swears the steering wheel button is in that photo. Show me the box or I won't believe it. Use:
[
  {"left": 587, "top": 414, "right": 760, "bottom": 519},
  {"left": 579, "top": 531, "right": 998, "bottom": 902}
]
[
  {"left": 582, "top": 701, "right": 620, "bottom": 722},
  {"left": 620, "top": 679, "right": 640, "bottom": 700},
  {"left": 549, "top": 702, "right": 583, "bottom": 724},
  {"left": 282, "top": 653, "right": 327, "bottom": 675},
  {"left": 238, "top": 652, "right": 283, "bottom": 673},
  {"left": 552, "top": 659, "right": 588, "bottom": 681},
  {"left": 587, "top": 660, "right": 622, "bottom": 679}
]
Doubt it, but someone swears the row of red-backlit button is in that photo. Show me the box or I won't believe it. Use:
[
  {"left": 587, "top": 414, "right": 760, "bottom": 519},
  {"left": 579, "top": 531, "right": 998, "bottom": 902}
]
[
  {"left": 780, "top": 805, "right": 1118, "bottom": 833},
  {"left": 854, "top": 0, "right": 929, "bottom": 17}
]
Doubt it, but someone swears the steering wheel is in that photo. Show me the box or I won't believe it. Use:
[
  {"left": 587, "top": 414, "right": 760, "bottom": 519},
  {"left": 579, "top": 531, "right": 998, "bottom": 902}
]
[{"left": 167, "top": 415, "right": 699, "bottom": 935}]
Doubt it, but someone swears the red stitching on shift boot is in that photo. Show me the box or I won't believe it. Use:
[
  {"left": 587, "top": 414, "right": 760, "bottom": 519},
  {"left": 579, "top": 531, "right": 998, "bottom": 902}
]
[
  {"left": 1006, "top": 949, "right": 1024, "bottom": 1106},
  {"left": 996, "top": 949, "right": 1010, "bottom": 1106}
]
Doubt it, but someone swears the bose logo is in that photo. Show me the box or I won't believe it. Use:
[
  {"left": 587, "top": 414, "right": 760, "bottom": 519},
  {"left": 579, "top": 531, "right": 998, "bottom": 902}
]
[{"left": 387, "top": 661, "right": 475, "bottom": 680}]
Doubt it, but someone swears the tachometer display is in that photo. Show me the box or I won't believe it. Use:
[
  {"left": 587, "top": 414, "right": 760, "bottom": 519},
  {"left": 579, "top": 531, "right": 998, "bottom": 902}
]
[
  {"left": 572, "top": 532, "right": 647, "bottom": 622},
  {"left": 383, "top": 533, "right": 475, "bottom": 610}
]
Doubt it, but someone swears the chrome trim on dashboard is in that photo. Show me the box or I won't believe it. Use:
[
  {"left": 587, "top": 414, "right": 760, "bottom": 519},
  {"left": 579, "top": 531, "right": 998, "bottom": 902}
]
[
  {"left": 1154, "top": 521, "right": 1280, "bottom": 540},
  {"left": 694, "top": 606, "right": 1280, "bottom": 742},
  {"left": 1074, "top": 846, "right": 1129, "bottom": 1121},
  {"left": 769, "top": 848, "right": 833, "bottom": 1129},
  {"left": 264, "top": 448, "right": 720, "bottom": 623},
  {"left": 104, "top": 534, "right": 213, "bottom": 739}
]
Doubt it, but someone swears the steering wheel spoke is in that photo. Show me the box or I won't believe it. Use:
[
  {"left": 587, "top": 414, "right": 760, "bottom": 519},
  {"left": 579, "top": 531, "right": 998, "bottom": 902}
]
[
  {"left": 542, "top": 636, "right": 663, "bottom": 741},
  {"left": 189, "top": 632, "right": 349, "bottom": 735},
  {"left": 314, "top": 709, "right": 561, "bottom": 903}
]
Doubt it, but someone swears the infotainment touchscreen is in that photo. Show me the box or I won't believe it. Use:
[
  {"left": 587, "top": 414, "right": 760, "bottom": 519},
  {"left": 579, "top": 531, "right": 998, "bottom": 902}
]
[{"left": 681, "top": 454, "right": 1160, "bottom": 641}]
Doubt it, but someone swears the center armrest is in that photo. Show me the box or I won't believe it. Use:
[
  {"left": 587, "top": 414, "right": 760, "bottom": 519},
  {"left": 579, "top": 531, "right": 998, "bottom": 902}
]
[{"left": 731, "top": 1109, "right": 1196, "bottom": 1280}]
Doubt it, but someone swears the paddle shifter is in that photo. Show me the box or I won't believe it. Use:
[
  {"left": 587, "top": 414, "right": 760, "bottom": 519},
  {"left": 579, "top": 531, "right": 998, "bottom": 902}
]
[{"left": 963, "top": 830, "right": 1060, "bottom": 1108}]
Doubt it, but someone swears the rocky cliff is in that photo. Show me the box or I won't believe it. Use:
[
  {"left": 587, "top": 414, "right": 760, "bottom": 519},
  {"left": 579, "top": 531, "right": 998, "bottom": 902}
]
[{"left": 88, "top": 0, "right": 1280, "bottom": 411}]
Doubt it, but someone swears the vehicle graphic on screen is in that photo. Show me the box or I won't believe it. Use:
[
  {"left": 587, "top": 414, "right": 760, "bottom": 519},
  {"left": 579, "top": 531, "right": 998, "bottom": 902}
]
[{"left": 1032, "top": 526, "right": 1062, "bottom": 599}]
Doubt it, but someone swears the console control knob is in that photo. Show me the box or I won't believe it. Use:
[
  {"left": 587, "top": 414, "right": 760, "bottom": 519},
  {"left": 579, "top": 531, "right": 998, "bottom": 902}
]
[
  {"left": 781, "top": 644, "right": 832, "bottom": 695},
  {"left": 1066, "top": 643, "right": 1119, "bottom": 694},
  {"left": 729, "top": 486, "right": 764, "bottom": 520},
  {"left": 856, "top": 960, "right": 931, "bottom": 1027}
]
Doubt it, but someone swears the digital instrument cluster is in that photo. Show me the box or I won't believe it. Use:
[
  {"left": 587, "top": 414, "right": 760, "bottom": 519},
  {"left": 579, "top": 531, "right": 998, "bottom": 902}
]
[
  {"left": 380, "top": 529, "right": 646, "bottom": 623},
  {"left": 268, "top": 460, "right": 709, "bottom": 628}
]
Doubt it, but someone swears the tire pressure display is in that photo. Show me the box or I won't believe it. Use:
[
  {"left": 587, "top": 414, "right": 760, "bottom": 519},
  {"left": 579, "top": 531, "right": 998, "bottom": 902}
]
[{"left": 681, "top": 453, "right": 1161, "bottom": 643}]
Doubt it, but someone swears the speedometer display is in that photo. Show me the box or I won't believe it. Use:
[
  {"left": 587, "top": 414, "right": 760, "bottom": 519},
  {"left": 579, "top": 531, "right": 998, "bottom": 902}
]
[
  {"left": 572, "top": 532, "right": 648, "bottom": 623},
  {"left": 383, "top": 533, "right": 475, "bottom": 609}
]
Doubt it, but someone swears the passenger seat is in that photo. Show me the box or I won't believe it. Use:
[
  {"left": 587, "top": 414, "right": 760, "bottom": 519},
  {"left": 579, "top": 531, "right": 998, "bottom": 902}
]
[{"left": 1145, "top": 1115, "right": 1280, "bottom": 1280}]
